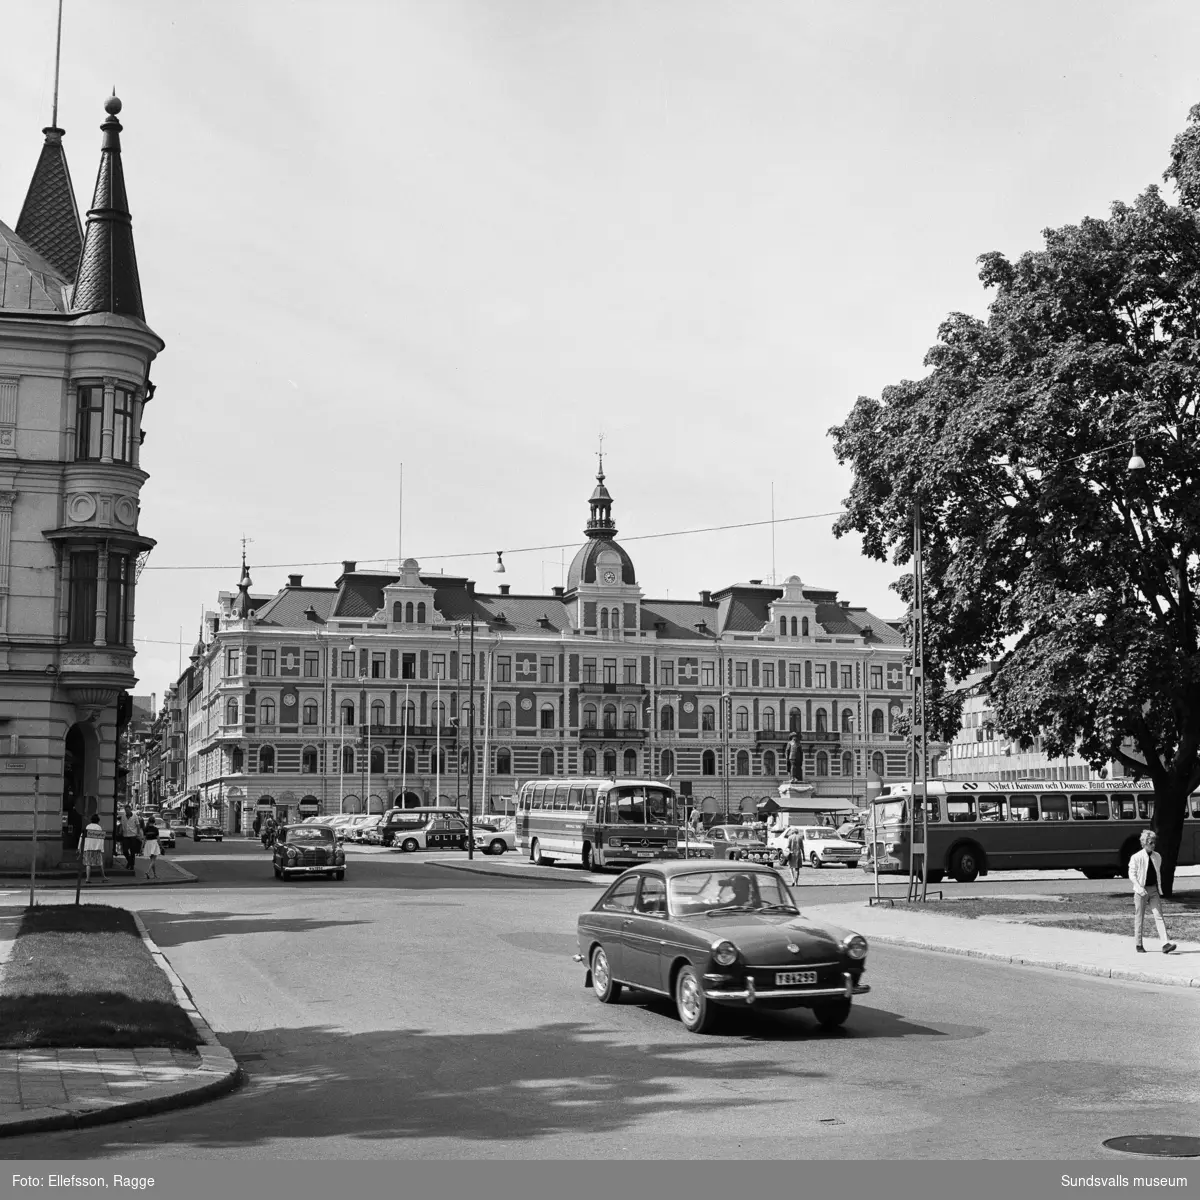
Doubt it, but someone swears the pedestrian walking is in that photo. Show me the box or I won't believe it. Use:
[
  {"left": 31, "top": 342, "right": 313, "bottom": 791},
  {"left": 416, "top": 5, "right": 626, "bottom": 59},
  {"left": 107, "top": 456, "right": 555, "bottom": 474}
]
[
  {"left": 118, "top": 803, "right": 144, "bottom": 870},
  {"left": 81, "top": 813, "right": 107, "bottom": 884},
  {"left": 142, "top": 816, "right": 162, "bottom": 880},
  {"left": 1129, "top": 830, "right": 1177, "bottom": 954},
  {"left": 785, "top": 825, "right": 804, "bottom": 885}
]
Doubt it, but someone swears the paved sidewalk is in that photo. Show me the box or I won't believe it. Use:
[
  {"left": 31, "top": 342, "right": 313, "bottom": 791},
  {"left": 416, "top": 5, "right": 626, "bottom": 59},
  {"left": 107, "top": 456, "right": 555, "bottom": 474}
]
[
  {"left": 0, "top": 856, "right": 197, "bottom": 891},
  {"left": 801, "top": 899, "right": 1200, "bottom": 990},
  {"left": 0, "top": 905, "right": 239, "bottom": 1136}
]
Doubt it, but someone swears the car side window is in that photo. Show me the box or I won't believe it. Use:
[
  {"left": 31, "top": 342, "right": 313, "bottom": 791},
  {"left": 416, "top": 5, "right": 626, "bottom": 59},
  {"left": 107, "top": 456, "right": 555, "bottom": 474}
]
[
  {"left": 602, "top": 875, "right": 640, "bottom": 912},
  {"left": 635, "top": 875, "right": 667, "bottom": 917}
]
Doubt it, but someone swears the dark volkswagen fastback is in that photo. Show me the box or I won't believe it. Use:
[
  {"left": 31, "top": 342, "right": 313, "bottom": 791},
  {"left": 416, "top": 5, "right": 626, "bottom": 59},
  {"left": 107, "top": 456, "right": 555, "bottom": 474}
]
[
  {"left": 576, "top": 861, "right": 869, "bottom": 1034},
  {"left": 272, "top": 824, "right": 346, "bottom": 881}
]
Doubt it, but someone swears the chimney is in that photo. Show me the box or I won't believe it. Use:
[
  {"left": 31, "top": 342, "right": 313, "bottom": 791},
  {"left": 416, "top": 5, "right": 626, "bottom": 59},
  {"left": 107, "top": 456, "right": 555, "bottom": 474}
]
[
  {"left": 498, "top": 584, "right": 510, "bottom": 595},
  {"left": 700, "top": 590, "right": 712, "bottom": 605},
  {"left": 288, "top": 574, "right": 303, "bottom": 587},
  {"left": 342, "top": 560, "right": 357, "bottom": 574},
  {"left": 750, "top": 579, "right": 763, "bottom": 585},
  {"left": 552, "top": 586, "right": 564, "bottom": 597}
]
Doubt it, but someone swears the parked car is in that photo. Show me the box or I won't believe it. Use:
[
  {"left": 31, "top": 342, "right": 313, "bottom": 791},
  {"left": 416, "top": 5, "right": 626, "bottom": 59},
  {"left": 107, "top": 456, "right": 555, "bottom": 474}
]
[
  {"left": 157, "top": 823, "right": 176, "bottom": 850},
  {"left": 192, "top": 824, "right": 224, "bottom": 842},
  {"left": 272, "top": 824, "right": 346, "bottom": 881},
  {"left": 576, "top": 862, "right": 870, "bottom": 1034},
  {"left": 379, "top": 807, "right": 463, "bottom": 848},
  {"left": 793, "top": 825, "right": 863, "bottom": 869},
  {"left": 707, "top": 823, "right": 783, "bottom": 866},
  {"left": 392, "top": 813, "right": 469, "bottom": 852},
  {"left": 679, "top": 831, "right": 714, "bottom": 859},
  {"left": 351, "top": 815, "right": 384, "bottom": 844},
  {"left": 473, "top": 818, "right": 516, "bottom": 855}
]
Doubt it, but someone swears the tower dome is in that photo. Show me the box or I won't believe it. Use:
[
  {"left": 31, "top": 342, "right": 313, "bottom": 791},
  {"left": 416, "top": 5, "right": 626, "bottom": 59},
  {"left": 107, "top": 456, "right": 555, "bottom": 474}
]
[{"left": 565, "top": 460, "right": 636, "bottom": 590}]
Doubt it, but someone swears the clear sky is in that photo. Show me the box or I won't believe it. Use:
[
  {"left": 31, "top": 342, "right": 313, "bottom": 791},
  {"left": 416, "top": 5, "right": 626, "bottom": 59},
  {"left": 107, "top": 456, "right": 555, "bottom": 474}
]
[{"left": 2, "top": 0, "right": 1198, "bottom": 704}]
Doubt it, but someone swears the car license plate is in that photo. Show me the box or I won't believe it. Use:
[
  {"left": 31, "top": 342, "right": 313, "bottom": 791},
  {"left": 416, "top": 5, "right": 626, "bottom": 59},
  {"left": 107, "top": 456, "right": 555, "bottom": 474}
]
[
  {"left": 634, "top": 850, "right": 655, "bottom": 857},
  {"left": 775, "top": 971, "right": 817, "bottom": 986}
]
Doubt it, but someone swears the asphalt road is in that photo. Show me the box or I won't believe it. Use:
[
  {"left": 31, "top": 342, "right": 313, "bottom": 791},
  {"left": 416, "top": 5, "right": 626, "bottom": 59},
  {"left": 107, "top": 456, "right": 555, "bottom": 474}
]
[{"left": 4, "top": 836, "right": 1198, "bottom": 1160}]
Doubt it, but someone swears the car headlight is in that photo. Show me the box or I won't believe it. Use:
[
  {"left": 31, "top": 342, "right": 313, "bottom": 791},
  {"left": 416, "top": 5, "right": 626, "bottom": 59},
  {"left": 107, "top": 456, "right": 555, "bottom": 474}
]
[
  {"left": 334, "top": 850, "right": 345, "bottom": 864},
  {"left": 841, "top": 934, "right": 868, "bottom": 961},
  {"left": 609, "top": 838, "right": 622, "bottom": 848},
  {"left": 711, "top": 939, "right": 739, "bottom": 967},
  {"left": 286, "top": 847, "right": 299, "bottom": 860}
]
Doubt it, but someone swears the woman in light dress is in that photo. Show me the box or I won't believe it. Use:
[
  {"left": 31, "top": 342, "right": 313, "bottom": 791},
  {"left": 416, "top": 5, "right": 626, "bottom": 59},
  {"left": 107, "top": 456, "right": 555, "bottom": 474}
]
[{"left": 81, "top": 806, "right": 108, "bottom": 884}]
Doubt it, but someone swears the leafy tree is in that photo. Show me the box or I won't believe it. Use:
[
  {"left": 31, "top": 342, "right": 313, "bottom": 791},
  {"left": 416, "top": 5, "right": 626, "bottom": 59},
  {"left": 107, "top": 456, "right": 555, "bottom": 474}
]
[{"left": 830, "top": 106, "right": 1200, "bottom": 896}]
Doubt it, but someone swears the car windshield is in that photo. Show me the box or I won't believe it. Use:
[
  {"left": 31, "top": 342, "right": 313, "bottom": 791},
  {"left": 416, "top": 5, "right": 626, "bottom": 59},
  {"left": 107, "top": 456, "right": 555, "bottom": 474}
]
[
  {"left": 605, "top": 786, "right": 679, "bottom": 825},
  {"left": 725, "top": 827, "right": 762, "bottom": 842},
  {"left": 667, "top": 870, "right": 798, "bottom": 916},
  {"left": 806, "top": 829, "right": 837, "bottom": 840},
  {"left": 286, "top": 828, "right": 334, "bottom": 842}
]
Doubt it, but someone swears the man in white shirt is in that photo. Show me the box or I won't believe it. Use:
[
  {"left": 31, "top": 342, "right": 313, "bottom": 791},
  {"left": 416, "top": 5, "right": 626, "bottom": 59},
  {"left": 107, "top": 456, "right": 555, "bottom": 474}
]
[
  {"left": 1128, "top": 829, "right": 1176, "bottom": 954},
  {"left": 118, "top": 803, "right": 144, "bottom": 871}
]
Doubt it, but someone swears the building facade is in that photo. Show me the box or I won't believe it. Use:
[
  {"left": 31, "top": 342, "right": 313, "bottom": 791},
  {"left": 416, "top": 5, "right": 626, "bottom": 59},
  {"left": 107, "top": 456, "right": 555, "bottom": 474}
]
[
  {"left": 179, "top": 468, "right": 915, "bottom": 832},
  {"left": 0, "top": 95, "right": 162, "bottom": 868}
]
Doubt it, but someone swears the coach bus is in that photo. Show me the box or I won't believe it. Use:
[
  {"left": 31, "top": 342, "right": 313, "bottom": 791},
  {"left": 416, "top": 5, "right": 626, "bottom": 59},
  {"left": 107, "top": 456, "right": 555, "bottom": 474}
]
[
  {"left": 515, "top": 778, "right": 683, "bottom": 872},
  {"left": 863, "top": 779, "right": 1200, "bottom": 883}
]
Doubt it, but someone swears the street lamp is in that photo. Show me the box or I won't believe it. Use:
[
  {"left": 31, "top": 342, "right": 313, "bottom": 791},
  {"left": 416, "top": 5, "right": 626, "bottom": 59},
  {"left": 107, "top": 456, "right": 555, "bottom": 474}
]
[{"left": 305, "top": 605, "right": 329, "bottom": 818}]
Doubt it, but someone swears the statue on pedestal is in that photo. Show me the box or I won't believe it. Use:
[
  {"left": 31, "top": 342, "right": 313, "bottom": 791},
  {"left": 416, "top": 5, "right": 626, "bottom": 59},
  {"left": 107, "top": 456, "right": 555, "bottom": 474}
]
[{"left": 785, "top": 731, "right": 804, "bottom": 783}]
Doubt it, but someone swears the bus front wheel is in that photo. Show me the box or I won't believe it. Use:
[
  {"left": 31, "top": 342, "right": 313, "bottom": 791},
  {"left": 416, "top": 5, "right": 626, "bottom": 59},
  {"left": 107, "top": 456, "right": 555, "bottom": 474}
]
[
  {"left": 950, "top": 846, "right": 981, "bottom": 884},
  {"left": 584, "top": 843, "right": 602, "bottom": 873},
  {"left": 531, "top": 838, "right": 555, "bottom": 867}
]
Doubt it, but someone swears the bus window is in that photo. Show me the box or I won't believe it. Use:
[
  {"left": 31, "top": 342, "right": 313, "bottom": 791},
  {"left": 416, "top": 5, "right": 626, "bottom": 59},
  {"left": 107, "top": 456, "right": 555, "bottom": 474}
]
[
  {"left": 644, "top": 788, "right": 674, "bottom": 824},
  {"left": 1070, "top": 794, "right": 1109, "bottom": 820},
  {"left": 1040, "top": 795, "right": 1069, "bottom": 822},
  {"left": 914, "top": 799, "right": 941, "bottom": 822},
  {"left": 946, "top": 798, "right": 976, "bottom": 823},
  {"left": 584, "top": 786, "right": 597, "bottom": 811},
  {"left": 568, "top": 787, "right": 583, "bottom": 811},
  {"left": 1137, "top": 796, "right": 1155, "bottom": 820},
  {"left": 1191, "top": 795, "right": 1200, "bottom": 819},
  {"left": 555, "top": 785, "right": 569, "bottom": 811},
  {"left": 1113, "top": 793, "right": 1136, "bottom": 820},
  {"left": 978, "top": 798, "right": 1007, "bottom": 822},
  {"left": 533, "top": 784, "right": 546, "bottom": 810},
  {"left": 1007, "top": 796, "right": 1037, "bottom": 822},
  {"left": 874, "top": 801, "right": 905, "bottom": 826},
  {"left": 518, "top": 787, "right": 529, "bottom": 813}
]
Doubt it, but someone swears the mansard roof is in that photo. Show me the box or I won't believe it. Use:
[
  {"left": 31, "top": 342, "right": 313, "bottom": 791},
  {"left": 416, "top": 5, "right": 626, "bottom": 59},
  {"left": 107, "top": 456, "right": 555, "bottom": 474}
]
[{"left": 0, "top": 220, "right": 72, "bottom": 312}]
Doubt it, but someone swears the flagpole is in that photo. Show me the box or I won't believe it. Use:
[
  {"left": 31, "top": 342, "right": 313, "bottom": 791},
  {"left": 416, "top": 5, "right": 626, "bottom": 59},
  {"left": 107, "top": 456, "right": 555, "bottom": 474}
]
[
  {"left": 435, "top": 676, "right": 441, "bottom": 805},
  {"left": 401, "top": 683, "right": 409, "bottom": 806}
]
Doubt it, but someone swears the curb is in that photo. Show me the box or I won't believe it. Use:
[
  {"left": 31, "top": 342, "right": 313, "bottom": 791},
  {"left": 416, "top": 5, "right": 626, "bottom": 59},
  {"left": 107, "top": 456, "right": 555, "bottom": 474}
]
[
  {"left": 426, "top": 859, "right": 603, "bottom": 886},
  {"left": 862, "top": 930, "right": 1200, "bottom": 989},
  {"left": 0, "top": 913, "right": 240, "bottom": 1137}
]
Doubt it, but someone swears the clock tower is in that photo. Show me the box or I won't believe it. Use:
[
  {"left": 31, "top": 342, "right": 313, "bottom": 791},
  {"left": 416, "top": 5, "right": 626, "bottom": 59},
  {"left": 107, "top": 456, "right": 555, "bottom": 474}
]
[{"left": 564, "top": 461, "right": 641, "bottom": 636}]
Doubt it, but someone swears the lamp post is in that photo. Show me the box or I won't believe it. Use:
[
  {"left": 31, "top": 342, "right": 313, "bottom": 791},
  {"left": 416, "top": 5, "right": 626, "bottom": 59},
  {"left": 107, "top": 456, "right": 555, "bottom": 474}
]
[
  {"left": 305, "top": 605, "right": 329, "bottom": 817},
  {"left": 467, "top": 614, "right": 476, "bottom": 860}
]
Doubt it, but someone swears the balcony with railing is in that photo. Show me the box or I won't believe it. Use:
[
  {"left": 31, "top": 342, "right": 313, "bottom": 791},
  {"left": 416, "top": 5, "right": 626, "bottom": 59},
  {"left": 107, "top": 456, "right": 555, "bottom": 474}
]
[
  {"left": 578, "top": 682, "right": 647, "bottom": 696},
  {"left": 578, "top": 726, "right": 649, "bottom": 741}
]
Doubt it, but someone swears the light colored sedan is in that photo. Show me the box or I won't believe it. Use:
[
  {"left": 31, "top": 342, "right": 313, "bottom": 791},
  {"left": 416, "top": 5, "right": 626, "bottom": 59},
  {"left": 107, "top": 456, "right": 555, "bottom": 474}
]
[{"left": 473, "top": 820, "right": 516, "bottom": 855}]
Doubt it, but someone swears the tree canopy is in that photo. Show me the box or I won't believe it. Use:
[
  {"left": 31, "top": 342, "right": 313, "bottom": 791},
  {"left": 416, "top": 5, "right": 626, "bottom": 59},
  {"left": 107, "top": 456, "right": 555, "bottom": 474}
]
[{"left": 829, "top": 105, "right": 1200, "bottom": 893}]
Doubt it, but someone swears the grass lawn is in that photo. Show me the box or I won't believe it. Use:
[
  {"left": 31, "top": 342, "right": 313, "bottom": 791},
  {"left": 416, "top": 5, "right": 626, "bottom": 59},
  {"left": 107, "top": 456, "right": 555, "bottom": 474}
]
[
  {"left": 0, "top": 905, "right": 201, "bottom": 1050},
  {"left": 912, "top": 891, "right": 1200, "bottom": 943}
]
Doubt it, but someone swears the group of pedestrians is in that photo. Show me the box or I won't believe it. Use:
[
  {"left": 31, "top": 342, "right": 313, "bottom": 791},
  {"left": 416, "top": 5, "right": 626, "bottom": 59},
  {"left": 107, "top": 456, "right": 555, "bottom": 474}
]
[{"left": 63, "top": 799, "right": 163, "bottom": 884}]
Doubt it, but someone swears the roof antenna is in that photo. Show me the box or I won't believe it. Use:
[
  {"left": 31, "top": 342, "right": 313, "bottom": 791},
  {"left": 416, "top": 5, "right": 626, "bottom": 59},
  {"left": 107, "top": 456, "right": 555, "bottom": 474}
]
[{"left": 51, "top": 0, "right": 64, "bottom": 128}]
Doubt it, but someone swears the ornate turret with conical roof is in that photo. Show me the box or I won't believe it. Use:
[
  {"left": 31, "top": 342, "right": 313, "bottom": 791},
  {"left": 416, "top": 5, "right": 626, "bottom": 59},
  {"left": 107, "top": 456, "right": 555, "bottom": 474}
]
[
  {"left": 584, "top": 458, "right": 618, "bottom": 539},
  {"left": 566, "top": 458, "right": 637, "bottom": 591},
  {"left": 71, "top": 93, "right": 144, "bottom": 320},
  {"left": 233, "top": 552, "right": 254, "bottom": 620},
  {"left": 15, "top": 125, "right": 83, "bottom": 280}
]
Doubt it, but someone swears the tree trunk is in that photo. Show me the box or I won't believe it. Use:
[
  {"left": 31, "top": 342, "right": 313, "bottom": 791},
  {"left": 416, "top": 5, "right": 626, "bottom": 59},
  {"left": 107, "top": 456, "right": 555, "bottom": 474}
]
[{"left": 1152, "top": 782, "right": 1188, "bottom": 899}]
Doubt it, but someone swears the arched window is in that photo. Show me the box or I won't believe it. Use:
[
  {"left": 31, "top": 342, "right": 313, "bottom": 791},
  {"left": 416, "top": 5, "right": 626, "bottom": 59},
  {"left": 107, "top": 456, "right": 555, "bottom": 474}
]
[
  {"left": 432, "top": 701, "right": 445, "bottom": 727},
  {"left": 540, "top": 703, "right": 555, "bottom": 731},
  {"left": 790, "top": 616, "right": 798, "bottom": 636},
  {"left": 816, "top": 751, "right": 828, "bottom": 776},
  {"left": 371, "top": 701, "right": 385, "bottom": 728},
  {"left": 779, "top": 616, "right": 787, "bottom": 635},
  {"left": 582, "top": 748, "right": 597, "bottom": 775},
  {"left": 342, "top": 746, "right": 355, "bottom": 774},
  {"left": 623, "top": 748, "right": 637, "bottom": 775},
  {"left": 735, "top": 706, "right": 749, "bottom": 732},
  {"left": 583, "top": 704, "right": 597, "bottom": 729},
  {"left": 600, "top": 608, "right": 609, "bottom": 629},
  {"left": 302, "top": 747, "right": 318, "bottom": 774},
  {"left": 871, "top": 751, "right": 885, "bottom": 777},
  {"left": 841, "top": 709, "right": 854, "bottom": 734},
  {"left": 735, "top": 750, "right": 749, "bottom": 776},
  {"left": 403, "top": 748, "right": 416, "bottom": 774},
  {"left": 258, "top": 746, "right": 275, "bottom": 774},
  {"left": 602, "top": 704, "right": 617, "bottom": 732},
  {"left": 260, "top": 697, "right": 276, "bottom": 726},
  {"left": 402, "top": 701, "right": 416, "bottom": 727},
  {"left": 540, "top": 749, "right": 556, "bottom": 775},
  {"left": 841, "top": 751, "right": 854, "bottom": 777},
  {"left": 497, "top": 702, "right": 512, "bottom": 729},
  {"left": 802, "top": 616, "right": 809, "bottom": 636},
  {"left": 622, "top": 705, "right": 638, "bottom": 730},
  {"left": 230, "top": 748, "right": 244, "bottom": 773},
  {"left": 603, "top": 750, "right": 617, "bottom": 775},
  {"left": 225, "top": 698, "right": 239, "bottom": 724},
  {"left": 701, "top": 706, "right": 715, "bottom": 732},
  {"left": 405, "top": 602, "right": 414, "bottom": 622},
  {"left": 496, "top": 748, "right": 512, "bottom": 775},
  {"left": 872, "top": 709, "right": 885, "bottom": 735},
  {"left": 788, "top": 708, "right": 802, "bottom": 732},
  {"left": 393, "top": 602, "right": 402, "bottom": 622},
  {"left": 816, "top": 709, "right": 828, "bottom": 734},
  {"left": 763, "top": 708, "right": 775, "bottom": 732},
  {"left": 763, "top": 750, "right": 776, "bottom": 775},
  {"left": 660, "top": 749, "right": 674, "bottom": 776},
  {"left": 371, "top": 746, "right": 385, "bottom": 775},
  {"left": 702, "top": 749, "right": 716, "bottom": 776},
  {"left": 416, "top": 602, "right": 426, "bottom": 623},
  {"left": 660, "top": 705, "right": 674, "bottom": 731},
  {"left": 341, "top": 701, "right": 355, "bottom": 726},
  {"left": 302, "top": 700, "right": 318, "bottom": 726},
  {"left": 611, "top": 608, "right": 620, "bottom": 629}
]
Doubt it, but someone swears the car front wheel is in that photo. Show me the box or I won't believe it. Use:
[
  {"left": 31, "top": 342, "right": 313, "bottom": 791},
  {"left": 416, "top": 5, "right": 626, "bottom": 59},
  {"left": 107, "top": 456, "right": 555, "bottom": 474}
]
[
  {"left": 273, "top": 865, "right": 281, "bottom": 878},
  {"left": 675, "top": 964, "right": 720, "bottom": 1034},
  {"left": 334, "top": 870, "right": 345, "bottom": 880},
  {"left": 401, "top": 838, "right": 419, "bottom": 853},
  {"left": 489, "top": 839, "right": 506, "bottom": 855},
  {"left": 813, "top": 998, "right": 851, "bottom": 1029},
  {"left": 591, "top": 946, "right": 622, "bottom": 1004},
  {"left": 810, "top": 852, "right": 821, "bottom": 869}
]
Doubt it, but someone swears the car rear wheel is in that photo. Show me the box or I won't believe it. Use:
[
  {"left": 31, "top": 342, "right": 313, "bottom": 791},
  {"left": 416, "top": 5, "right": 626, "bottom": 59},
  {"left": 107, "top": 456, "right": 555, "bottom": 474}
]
[
  {"left": 950, "top": 846, "right": 981, "bottom": 884},
  {"left": 813, "top": 998, "right": 851, "bottom": 1029},
  {"left": 590, "top": 946, "right": 621, "bottom": 1004},
  {"left": 810, "top": 852, "right": 821, "bottom": 869},
  {"left": 489, "top": 839, "right": 506, "bottom": 855},
  {"left": 675, "top": 964, "right": 720, "bottom": 1034},
  {"left": 401, "top": 838, "right": 419, "bottom": 853}
]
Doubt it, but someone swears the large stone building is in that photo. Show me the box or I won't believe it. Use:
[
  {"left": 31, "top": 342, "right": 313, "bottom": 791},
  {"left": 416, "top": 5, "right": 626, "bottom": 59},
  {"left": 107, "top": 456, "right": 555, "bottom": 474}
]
[
  {"left": 0, "top": 96, "right": 162, "bottom": 867},
  {"left": 175, "top": 467, "right": 915, "bottom": 832}
]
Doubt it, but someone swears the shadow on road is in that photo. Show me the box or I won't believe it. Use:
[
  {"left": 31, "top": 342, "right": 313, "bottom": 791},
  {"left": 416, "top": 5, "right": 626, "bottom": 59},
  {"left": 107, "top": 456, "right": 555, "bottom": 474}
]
[{"left": 132, "top": 909, "right": 371, "bottom": 947}]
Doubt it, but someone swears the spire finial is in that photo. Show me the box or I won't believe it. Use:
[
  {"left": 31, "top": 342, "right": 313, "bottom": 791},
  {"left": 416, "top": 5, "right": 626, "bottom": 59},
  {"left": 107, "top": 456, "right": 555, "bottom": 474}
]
[
  {"left": 51, "top": 0, "right": 64, "bottom": 128},
  {"left": 596, "top": 431, "right": 605, "bottom": 480}
]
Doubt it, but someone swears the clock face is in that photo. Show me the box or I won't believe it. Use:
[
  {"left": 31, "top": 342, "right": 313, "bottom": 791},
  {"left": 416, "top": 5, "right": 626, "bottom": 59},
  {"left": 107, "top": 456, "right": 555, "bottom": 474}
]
[{"left": 602, "top": 569, "right": 618, "bottom": 584}]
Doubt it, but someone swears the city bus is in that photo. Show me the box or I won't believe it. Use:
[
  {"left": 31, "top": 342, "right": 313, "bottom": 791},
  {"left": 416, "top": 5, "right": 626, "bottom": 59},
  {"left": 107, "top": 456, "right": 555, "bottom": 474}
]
[
  {"left": 515, "top": 778, "right": 683, "bottom": 872},
  {"left": 863, "top": 779, "right": 1200, "bottom": 883}
]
